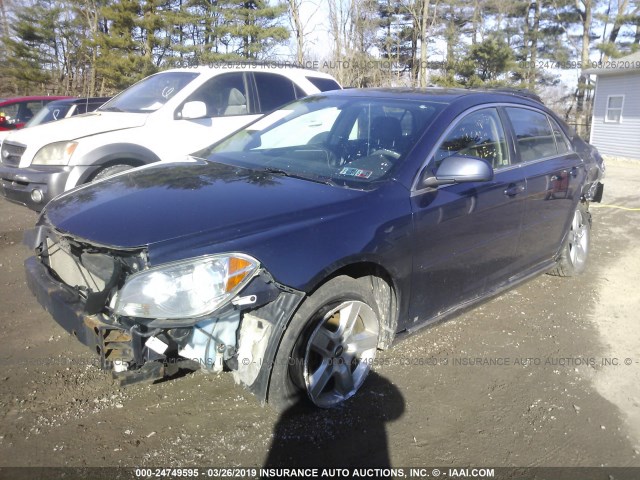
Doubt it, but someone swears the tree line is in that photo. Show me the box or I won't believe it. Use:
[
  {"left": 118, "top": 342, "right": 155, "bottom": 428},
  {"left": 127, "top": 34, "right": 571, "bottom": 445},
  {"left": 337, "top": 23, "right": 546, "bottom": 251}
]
[{"left": 0, "top": 0, "right": 638, "bottom": 130}]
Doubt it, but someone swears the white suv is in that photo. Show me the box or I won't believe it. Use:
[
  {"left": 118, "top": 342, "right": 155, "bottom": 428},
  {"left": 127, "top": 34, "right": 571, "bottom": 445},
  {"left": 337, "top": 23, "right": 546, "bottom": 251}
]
[{"left": 0, "top": 66, "right": 341, "bottom": 211}]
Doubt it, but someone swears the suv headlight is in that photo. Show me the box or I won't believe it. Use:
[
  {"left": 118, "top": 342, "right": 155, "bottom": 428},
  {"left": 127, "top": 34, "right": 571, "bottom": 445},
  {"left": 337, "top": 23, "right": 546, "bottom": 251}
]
[
  {"left": 32, "top": 141, "right": 78, "bottom": 166},
  {"left": 114, "top": 254, "right": 258, "bottom": 319}
]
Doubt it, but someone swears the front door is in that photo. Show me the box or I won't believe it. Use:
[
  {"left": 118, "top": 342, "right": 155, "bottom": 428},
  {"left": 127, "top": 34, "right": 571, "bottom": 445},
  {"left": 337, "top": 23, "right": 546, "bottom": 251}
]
[
  {"left": 409, "top": 107, "right": 527, "bottom": 324},
  {"left": 165, "top": 72, "right": 261, "bottom": 158}
]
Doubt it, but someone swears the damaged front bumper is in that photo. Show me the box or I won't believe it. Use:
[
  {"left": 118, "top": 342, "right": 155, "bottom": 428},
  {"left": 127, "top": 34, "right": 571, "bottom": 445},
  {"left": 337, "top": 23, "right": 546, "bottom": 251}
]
[{"left": 24, "top": 226, "right": 305, "bottom": 401}]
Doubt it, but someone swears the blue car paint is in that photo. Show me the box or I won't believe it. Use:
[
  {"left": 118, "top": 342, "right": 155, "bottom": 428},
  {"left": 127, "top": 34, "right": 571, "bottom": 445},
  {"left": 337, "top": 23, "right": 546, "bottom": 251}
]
[
  {"left": 44, "top": 160, "right": 417, "bottom": 330},
  {"left": 29, "top": 88, "right": 604, "bottom": 398},
  {"left": 40, "top": 89, "right": 600, "bottom": 335}
]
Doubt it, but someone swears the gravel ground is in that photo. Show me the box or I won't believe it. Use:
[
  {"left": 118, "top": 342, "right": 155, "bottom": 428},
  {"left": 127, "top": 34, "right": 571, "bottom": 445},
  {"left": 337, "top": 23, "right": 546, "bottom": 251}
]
[{"left": 0, "top": 161, "right": 639, "bottom": 477}]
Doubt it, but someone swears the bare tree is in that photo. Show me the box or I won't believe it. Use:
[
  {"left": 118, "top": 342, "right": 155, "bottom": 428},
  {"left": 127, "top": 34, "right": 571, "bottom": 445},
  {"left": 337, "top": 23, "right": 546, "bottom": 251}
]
[
  {"left": 575, "top": 0, "right": 596, "bottom": 137},
  {"left": 288, "top": 0, "right": 305, "bottom": 63},
  {"left": 326, "top": 0, "right": 381, "bottom": 86},
  {"left": 288, "top": 0, "right": 320, "bottom": 63},
  {"left": 0, "top": 0, "right": 9, "bottom": 40},
  {"left": 404, "top": 0, "right": 440, "bottom": 87},
  {"left": 76, "top": 0, "right": 104, "bottom": 96}
]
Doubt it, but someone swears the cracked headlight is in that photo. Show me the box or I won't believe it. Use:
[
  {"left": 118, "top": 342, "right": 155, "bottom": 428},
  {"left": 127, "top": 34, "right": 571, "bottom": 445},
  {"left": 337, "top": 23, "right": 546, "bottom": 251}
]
[
  {"left": 114, "top": 254, "right": 259, "bottom": 319},
  {"left": 32, "top": 141, "right": 78, "bottom": 166}
]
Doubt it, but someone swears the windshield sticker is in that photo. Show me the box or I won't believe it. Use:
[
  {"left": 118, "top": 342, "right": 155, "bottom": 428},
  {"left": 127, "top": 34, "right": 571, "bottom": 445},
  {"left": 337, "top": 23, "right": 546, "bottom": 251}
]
[{"left": 339, "top": 167, "right": 373, "bottom": 179}]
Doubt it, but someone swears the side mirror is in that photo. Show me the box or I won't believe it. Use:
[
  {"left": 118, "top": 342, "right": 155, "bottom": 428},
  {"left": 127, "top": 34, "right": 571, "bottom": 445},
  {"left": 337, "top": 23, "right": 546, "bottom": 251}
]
[
  {"left": 420, "top": 155, "right": 494, "bottom": 189},
  {"left": 179, "top": 101, "right": 207, "bottom": 120}
]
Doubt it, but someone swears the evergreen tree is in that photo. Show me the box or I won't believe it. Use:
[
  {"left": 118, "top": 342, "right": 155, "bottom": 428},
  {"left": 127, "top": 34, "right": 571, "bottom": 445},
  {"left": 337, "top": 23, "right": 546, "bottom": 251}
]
[
  {"left": 4, "top": 0, "right": 64, "bottom": 94},
  {"left": 377, "top": 0, "right": 415, "bottom": 78},
  {"left": 94, "top": 0, "right": 142, "bottom": 92},
  {"left": 596, "top": 0, "right": 640, "bottom": 58},
  {"left": 458, "top": 36, "right": 513, "bottom": 85},
  {"left": 94, "top": 0, "right": 168, "bottom": 92},
  {"left": 220, "top": 1, "right": 289, "bottom": 59}
]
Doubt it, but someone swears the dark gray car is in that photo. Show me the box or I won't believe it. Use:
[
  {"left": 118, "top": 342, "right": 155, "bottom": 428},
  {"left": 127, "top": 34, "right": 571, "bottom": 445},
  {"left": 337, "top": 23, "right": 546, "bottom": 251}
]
[{"left": 24, "top": 97, "right": 111, "bottom": 128}]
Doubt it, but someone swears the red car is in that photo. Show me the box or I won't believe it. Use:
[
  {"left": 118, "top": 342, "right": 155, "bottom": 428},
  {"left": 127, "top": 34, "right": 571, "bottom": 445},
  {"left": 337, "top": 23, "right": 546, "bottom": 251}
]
[{"left": 0, "top": 96, "right": 72, "bottom": 131}]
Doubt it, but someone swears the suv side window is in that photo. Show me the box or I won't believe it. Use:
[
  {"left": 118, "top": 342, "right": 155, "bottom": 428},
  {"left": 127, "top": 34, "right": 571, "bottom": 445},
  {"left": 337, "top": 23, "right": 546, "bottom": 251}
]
[
  {"left": 435, "top": 108, "right": 510, "bottom": 169},
  {"left": 505, "top": 107, "right": 557, "bottom": 162},
  {"left": 253, "top": 72, "right": 297, "bottom": 113},
  {"left": 306, "top": 76, "right": 341, "bottom": 92},
  {"left": 186, "top": 72, "right": 248, "bottom": 117}
]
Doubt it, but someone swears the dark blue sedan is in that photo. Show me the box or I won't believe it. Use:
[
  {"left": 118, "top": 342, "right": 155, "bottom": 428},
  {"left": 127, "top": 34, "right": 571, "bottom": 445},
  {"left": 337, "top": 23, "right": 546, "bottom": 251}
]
[{"left": 24, "top": 88, "right": 604, "bottom": 408}]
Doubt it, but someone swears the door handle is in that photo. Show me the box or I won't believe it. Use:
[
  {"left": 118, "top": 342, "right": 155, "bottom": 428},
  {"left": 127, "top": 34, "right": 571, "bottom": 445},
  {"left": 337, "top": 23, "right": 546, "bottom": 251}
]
[{"left": 504, "top": 184, "right": 525, "bottom": 196}]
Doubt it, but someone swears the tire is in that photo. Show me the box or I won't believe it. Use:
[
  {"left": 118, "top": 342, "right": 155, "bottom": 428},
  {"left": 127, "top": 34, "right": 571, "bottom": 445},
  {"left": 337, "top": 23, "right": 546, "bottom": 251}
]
[
  {"left": 548, "top": 203, "right": 591, "bottom": 277},
  {"left": 92, "top": 164, "right": 134, "bottom": 182},
  {"left": 268, "top": 276, "right": 381, "bottom": 410}
]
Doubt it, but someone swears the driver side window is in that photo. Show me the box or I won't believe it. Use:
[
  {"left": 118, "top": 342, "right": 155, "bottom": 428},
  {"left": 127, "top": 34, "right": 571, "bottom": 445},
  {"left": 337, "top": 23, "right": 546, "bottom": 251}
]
[
  {"left": 186, "top": 73, "right": 248, "bottom": 118},
  {"left": 435, "top": 108, "right": 509, "bottom": 169}
]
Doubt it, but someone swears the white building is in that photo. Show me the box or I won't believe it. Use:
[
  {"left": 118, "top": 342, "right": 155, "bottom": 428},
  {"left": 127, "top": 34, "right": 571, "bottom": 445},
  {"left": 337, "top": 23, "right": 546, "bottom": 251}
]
[{"left": 584, "top": 51, "right": 640, "bottom": 161}]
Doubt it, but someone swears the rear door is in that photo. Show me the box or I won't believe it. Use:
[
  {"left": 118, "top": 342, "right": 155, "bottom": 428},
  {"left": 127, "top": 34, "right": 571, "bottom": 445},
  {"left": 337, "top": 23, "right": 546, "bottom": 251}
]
[
  {"left": 409, "top": 107, "right": 527, "bottom": 324},
  {"left": 251, "top": 72, "right": 300, "bottom": 113},
  {"left": 503, "top": 107, "right": 586, "bottom": 270}
]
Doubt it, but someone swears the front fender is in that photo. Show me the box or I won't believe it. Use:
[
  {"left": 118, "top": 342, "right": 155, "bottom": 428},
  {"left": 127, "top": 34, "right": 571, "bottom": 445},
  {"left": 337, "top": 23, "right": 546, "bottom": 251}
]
[
  {"left": 233, "top": 284, "right": 305, "bottom": 404},
  {"left": 66, "top": 143, "right": 162, "bottom": 188},
  {"left": 75, "top": 142, "right": 161, "bottom": 168}
]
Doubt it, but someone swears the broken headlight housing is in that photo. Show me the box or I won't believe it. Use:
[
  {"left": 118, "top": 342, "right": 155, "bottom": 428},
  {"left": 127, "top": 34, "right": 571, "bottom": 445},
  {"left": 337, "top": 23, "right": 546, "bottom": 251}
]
[{"left": 114, "top": 254, "right": 258, "bottom": 319}]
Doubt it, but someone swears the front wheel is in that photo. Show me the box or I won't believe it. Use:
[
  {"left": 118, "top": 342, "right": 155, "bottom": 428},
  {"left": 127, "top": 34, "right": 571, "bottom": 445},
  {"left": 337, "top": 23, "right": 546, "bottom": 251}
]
[
  {"left": 548, "top": 203, "right": 591, "bottom": 277},
  {"left": 268, "top": 276, "right": 381, "bottom": 409}
]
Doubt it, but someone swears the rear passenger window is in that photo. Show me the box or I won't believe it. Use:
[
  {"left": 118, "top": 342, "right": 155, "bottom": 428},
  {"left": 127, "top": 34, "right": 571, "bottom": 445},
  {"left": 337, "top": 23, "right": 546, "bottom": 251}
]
[
  {"left": 254, "top": 73, "right": 297, "bottom": 112},
  {"left": 435, "top": 108, "right": 510, "bottom": 169},
  {"left": 506, "top": 108, "right": 558, "bottom": 162},
  {"left": 548, "top": 117, "right": 571, "bottom": 155}
]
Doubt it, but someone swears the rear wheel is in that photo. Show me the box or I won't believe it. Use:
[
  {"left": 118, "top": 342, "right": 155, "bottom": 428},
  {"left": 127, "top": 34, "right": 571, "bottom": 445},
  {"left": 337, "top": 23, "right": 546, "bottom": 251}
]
[
  {"left": 92, "top": 164, "right": 134, "bottom": 182},
  {"left": 548, "top": 203, "right": 591, "bottom": 277},
  {"left": 268, "top": 276, "right": 381, "bottom": 409}
]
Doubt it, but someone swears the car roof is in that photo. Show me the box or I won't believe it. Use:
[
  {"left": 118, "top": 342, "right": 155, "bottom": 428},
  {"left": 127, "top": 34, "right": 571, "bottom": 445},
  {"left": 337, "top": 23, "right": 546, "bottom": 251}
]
[
  {"left": 0, "top": 96, "right": 72, "bottom": 106},
  {"left": 163, "top": 65, "right": 338, "bottom": 80},
  {"left": 46, "top": 97, "right": 111, "bottom": 106},
  {"left": 317, "top": 87, "right": 544, "bottom": 107}
]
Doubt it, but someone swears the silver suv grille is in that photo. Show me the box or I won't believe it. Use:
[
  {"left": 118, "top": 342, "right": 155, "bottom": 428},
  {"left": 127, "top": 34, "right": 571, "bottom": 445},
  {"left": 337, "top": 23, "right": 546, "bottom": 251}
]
[{"left": 0, "top": 141, "right": 25, "bottom": 167}]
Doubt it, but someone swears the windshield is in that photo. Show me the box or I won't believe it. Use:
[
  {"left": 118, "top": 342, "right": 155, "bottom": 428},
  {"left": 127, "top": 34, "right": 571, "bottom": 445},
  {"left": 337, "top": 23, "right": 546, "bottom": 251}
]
[
  {"left": 100, "top": 72, "right": 199, "bottom": 113},
  {"left": 25, "top": 103, "right": 72, "bottom": 127},
  {"left": 198, "top": 95, "right": 445, "bottom": 186}
]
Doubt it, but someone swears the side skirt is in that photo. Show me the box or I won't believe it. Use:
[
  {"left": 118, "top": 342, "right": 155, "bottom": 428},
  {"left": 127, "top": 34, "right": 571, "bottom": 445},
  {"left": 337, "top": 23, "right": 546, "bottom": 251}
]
[{"left": 398, "top": 258, "right": 557, "bottom": 339}]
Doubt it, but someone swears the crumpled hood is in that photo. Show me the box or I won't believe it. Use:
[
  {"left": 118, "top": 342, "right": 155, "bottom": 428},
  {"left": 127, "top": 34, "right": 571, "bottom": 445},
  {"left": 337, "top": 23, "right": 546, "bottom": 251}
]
[
  {"left": 42, "top": 160, "right": 366, "bottom": 254},
  {"left": 2, "top": 111, "right": 147, "bottom": 151}
]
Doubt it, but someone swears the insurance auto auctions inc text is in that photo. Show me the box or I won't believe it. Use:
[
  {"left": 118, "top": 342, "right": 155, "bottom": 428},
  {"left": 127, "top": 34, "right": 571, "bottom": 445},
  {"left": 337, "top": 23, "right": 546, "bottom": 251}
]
[{"left": 259, "top": 468, "right": 495, "bottom": 477}]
